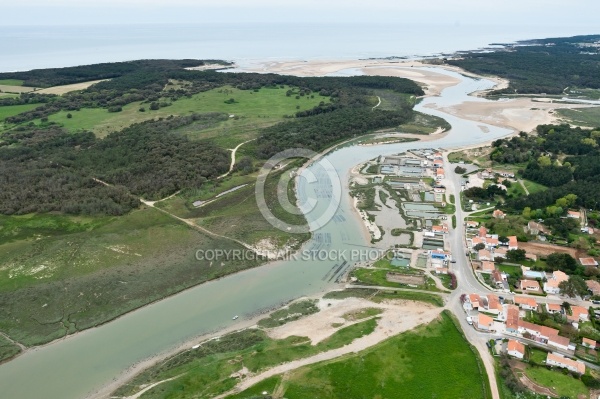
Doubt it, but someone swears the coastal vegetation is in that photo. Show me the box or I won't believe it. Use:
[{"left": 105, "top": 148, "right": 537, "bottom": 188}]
[
  {"left": 112, "top": 317, "right": 379, "bottom": 398},
  {"left": 492, "top": 125, "right": 600, "bottom": 212},
  {"left": 448, "top": 34, "right": 600, "bottom": 95},
  {"left": 227, "top": 311, "right": 489, "bottom": 399}
]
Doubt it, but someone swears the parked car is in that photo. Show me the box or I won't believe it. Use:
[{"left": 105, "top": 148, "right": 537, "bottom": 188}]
[{"left": 466, "top": 316, "right": 473, "bottom": 325}]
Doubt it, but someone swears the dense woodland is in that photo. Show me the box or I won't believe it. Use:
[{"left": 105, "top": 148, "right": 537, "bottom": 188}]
[
  {"left": 491, "top": 124, "right": 600, "bottom": 211},
  {"left": 0, "top": 60, "right": 423, "bottom": 216},
  {"left": 0, "top": 115, "right": 230, "bottom": 215},
  {"left": 0, "top": 59, "right": 228, "bottom": 87},
  {"left": 448, "top": 35, "right": 600, "bottom": 95}
]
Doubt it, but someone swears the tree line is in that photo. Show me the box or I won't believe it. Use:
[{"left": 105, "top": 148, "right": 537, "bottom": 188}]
[{"left": 448, "top": 34, "right": 600, "bottom": 95}]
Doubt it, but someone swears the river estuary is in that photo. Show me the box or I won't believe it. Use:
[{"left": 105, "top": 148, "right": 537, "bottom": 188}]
[{"left": 0, "top": 66, "right": 513, "bottom": 399}]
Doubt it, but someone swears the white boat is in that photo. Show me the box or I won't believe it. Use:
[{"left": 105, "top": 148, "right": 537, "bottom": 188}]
[{"left": 232, "top": 315, "right": 238, "bottom": 320}]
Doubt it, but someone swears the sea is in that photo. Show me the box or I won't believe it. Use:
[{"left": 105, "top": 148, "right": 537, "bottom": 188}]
[{"left": 1, "top": 22, "right": 598, "bottom": 72}]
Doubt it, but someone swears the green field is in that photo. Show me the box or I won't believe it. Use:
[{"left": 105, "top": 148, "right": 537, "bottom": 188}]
[
  {"left": 157, "top": 163, "right": 310, "bottom": 248},
  {"left": 35, "top": 86, "right": 328, "bottom": 140},
  {"left": 0, "top": 79, "right": 24, "bottom": 86},
  {"left": 522, "top": 179, "right": 548, "bottom": 194},
  {"left": 323, "top": 288, "right": 445, "bottom": 307},
  {"left": 0, "top": 103, "right": 40, "bottom": 122},
  {"left": 0, "top": 207, "right": 262, "bottom": 347},
  {"left": 352, "top": 267, "right": 441, "bottom": 292},
  {"left": 558, "top": 107, "right": 600, "bottom": 127},
  {"left": 113, "top": 318, "right": 379, "bottom": 398},
  {"left": 228, "top": 311, "right": 489, "bottom": 399},
  {"left": 524, "top": 366, "right": 588, "bottom": 397}
]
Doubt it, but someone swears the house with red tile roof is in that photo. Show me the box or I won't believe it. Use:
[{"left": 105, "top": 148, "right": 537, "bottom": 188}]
[
  {"left": 579, "top": 257, "right": 598, "bottom": 267},
  {"left": 568, "top": 306, "right": 589, "bottom": 323},
  {"left": 493, "top": 247, "right": 508, "bottom": 260},
  {"left": 466, "top": 220, "right": 479, "bottom": 228},
  {"left": 507, "top": 236, "right": 518, "bottom": 250},
  {"left": 436, "top": 168, "right": 445, "bottom": 180},
  {"left": 582, "top": 338, "right": 597, "bottom": 349},
  {"left": 518, "top": 279, "right": 541, "bottom": 293},
  {"left": 548, "top": 334, "right": 572, "bottom": 351},
  {"left": 480, "top": 261, "right": 495, "bottom": 273},
  {"left": 504, "top": 305, "right": 520, "bottom": 333},
  {"left": 586, "top": 280, "right": 600, "bottom": 296},
  {"left": 477, "top": 313, "right": 495, "bottom": 331},
  {"left": 486, "top": 294, "right": 503, "bottom": 315},
  {"left": 507, "top": 340, "right": 525, "bottom": 359},
  {"left": 544, "top": 271, "right": 569, "bottom": 294},
  {"left": 479, "top": 226, "right": 487, "bottom": 237},
  {"left": 545, "top": 303, "right": 562, "bottom": 314},
  {"left": 517, "top": 320, "right": 559, "bottom": 341},
  {"left": 567, "top": 210, "right": 581, "bottom": 220},
  {"left": 514, "top": 296, "right": 537, "bottom": 310},
  {"left": 546, "top": 353, "right": 585, "bottom": 374},
  {"left": 478, "top": 249, "right": 492, "bottom": 261},
  {"left": 493, "top": 209, "right": 505, "bottom": 219},
  {"left": 432, "top": 224, "right": 448, "bottom": 234},
  {"left": 492, "top": 270, "right": 510, "bottom": 291}
]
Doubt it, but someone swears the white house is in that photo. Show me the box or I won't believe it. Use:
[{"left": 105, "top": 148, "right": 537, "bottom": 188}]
[
  {"left": 543, "top": 270, "right": 569, "bottom": 294},
  {"left": 507, "top": 340, "right": 525, "bottom": 359},
  {"left": 546, "top": 353, "right": 585, "bottom": 374}
]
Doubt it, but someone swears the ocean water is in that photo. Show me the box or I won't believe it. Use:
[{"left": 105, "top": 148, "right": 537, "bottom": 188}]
[{"left": 0, "top": 23, "right": 597, "bottom": 72}]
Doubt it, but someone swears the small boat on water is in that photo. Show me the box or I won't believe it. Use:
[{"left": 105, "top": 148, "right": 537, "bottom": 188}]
[{"left": 232, "top": 315, "right": 239, "bottom": 320}]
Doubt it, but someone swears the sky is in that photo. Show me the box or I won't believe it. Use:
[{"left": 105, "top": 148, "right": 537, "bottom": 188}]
[{"left": 2, "top": 0, "right": 600, "bottom": 26}]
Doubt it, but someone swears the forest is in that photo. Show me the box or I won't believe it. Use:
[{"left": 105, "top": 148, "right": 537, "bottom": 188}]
[
  {"left": 491, "top": 124, "right": 600, "bottom": 211},
  {"left": 0, "top": 60, "right": 423, "bottom": 216},
  {"left": 0, "top": 115, "right": 230, "bottom": 215},
  {"left": 0, "top": 59, "right": 229, "bottom": 87},
  {"left": 448, "top": 34, "right": 600, "bottom": 95}
]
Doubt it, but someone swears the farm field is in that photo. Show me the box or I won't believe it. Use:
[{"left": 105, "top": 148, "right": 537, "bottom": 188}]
[{"left": 227, "top": 312, "right": 489, "bottom": 399}]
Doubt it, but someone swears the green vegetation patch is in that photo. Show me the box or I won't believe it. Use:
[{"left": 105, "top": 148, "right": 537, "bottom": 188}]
[
  {"left": 324, "top": 288, "right": 444, "bottom": 307},
  {"left": 524, "top": 366, "right": 588, "bottom": 398},
  {"left": 398, "top": 111, "right": 451, "bottom": 134},
  {"left": 258, "top": 299, "right": 319, "bottom": 328},
  {"left": 341, "top": 307, "right": 383, "bottom": 321},
  {"left": 558, "top": 107, "right": 600, "bottom": 128},
  {"left": 0, "top": 207, "right": 262, "bottom": 346},
  {"left": 0, "top": 103, "right": 40, "bottom": 122},
  {"left": 0, "top": 79, "right": 24, "bottom": 86},
  {"left": 0, "top": 334, "right": 21, "bottom": 363},
  {"left": 113, "top": 318, "right": 378, "bottom": 398},
  {"left": 40, "top": 85, "right": 327, "bottom": 139},
  {"left": 229, "top": 311, "right": 488, "bottom": 399}
]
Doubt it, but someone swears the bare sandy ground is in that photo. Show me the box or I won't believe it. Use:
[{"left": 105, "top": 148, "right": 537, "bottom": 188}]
[
  {"left": 215, "top": 297, "right": 441, "bottom": 398},
  {"left": 242, "top": 58, "right": 596, "bottom": 134},
  {"left": 0, "top": 84, "right": 36, "bottom": 93},
  {"left": 37, "top": 79, "right": 106, "bottom": 95}
]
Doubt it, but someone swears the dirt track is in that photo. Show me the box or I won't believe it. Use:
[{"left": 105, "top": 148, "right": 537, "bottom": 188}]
[{"left": 518, "top": 242, "right": 583, "bottom": 258}]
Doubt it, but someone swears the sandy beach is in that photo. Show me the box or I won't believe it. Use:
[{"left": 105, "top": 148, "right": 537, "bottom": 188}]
[{"left": 242, "top": 58, "right": 593, "bottom": 134}]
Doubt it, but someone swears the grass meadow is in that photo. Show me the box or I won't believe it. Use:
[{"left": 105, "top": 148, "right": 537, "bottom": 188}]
[{"left": 228, "top": 311, "right": 489, "bottom": 399}]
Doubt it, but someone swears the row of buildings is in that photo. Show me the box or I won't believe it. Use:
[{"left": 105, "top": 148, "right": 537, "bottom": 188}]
[{"left": 463, "top": 293, "right": 593, "bottom": 374}]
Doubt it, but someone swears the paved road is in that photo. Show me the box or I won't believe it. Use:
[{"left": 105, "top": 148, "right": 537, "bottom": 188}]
[{"left": 442, "top": 153, "right": 599, "bottom": 399}]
